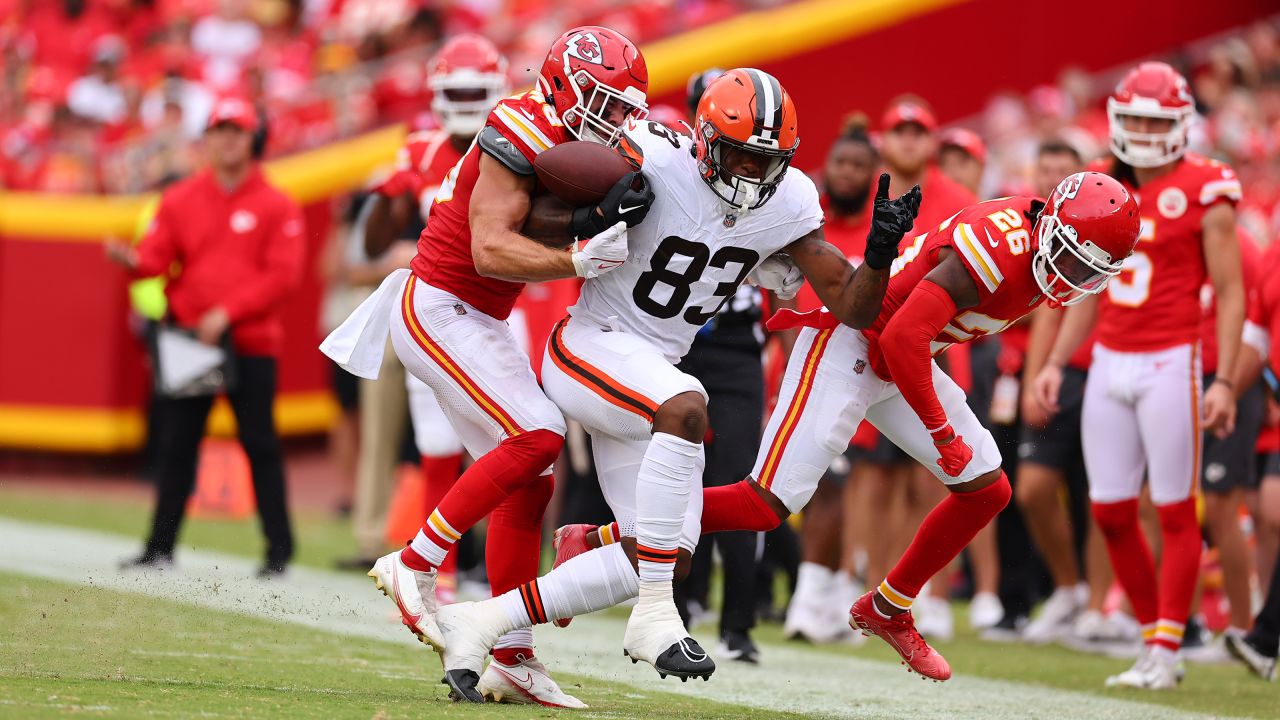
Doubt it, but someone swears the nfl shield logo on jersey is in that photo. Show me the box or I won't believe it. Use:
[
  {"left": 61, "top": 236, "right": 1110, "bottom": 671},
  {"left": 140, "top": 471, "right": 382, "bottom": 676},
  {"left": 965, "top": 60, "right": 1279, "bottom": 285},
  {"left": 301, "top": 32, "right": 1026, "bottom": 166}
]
[
  {"left": 723, "top": 213, "right": 737, "bottom": 228},
  {"left": 854, "top": 359, "right": 867, "bottom": 375}
]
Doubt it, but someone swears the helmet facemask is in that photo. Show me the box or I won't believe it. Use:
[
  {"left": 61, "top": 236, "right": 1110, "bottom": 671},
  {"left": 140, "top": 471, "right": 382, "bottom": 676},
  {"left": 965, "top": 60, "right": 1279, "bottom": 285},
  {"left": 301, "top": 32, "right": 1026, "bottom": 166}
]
[
  {"left": 1032, "top": 211, "right": 1123, "bottom": 307},
  {"left": 559, "top": 71, "right": 647, "bottom": 147},
  {"left": 431, "top": 70, "right": 508, "bottom": 137},
  {"left": 1107, "top": 100, "right": 1192, "bottom": 168},
  {"left": 699, "top": 125, "right": 795, "bottom": 213}
]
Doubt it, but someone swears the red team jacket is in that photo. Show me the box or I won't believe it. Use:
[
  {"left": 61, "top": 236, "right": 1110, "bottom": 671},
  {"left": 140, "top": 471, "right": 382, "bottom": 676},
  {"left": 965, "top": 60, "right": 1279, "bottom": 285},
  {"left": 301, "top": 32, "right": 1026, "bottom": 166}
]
[
  {"left": 133, "top": 168, "right": 306, "bottom": 357},
  {"left": 1092, "top": 154, "right": 1243, "bottom": 353}
]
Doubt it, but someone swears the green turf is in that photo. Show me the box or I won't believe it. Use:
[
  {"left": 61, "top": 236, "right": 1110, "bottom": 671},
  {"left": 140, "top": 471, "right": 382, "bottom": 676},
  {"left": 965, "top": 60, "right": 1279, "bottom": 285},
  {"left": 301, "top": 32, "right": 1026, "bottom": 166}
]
[
  {"left": 3, "top": 482, "right": 1278, "bottom": 719},
  {"left": 0, "top": 571, "right": 813, "bottom": 720}
]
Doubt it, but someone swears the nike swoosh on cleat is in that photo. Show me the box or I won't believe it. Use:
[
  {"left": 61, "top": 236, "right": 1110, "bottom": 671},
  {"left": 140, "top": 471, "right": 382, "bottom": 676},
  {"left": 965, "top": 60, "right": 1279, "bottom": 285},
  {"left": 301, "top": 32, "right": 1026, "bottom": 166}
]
[
  {"left": 389, "top": 570, "right": 423, "bottom": 627},
  {"left": 498, "top": 667, "right": 536, "bottom": 690}
]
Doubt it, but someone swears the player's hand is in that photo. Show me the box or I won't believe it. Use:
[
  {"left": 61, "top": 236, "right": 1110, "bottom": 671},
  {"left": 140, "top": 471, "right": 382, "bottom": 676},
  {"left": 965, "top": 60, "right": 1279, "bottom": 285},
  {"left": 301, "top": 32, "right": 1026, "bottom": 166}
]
[
  {"left": 1032, "top": 363, "right": 1065, "bottom": 416},
  {"left": 931, "top": 424, "right": 973, "bottom": 477},
  {"left": 572, "top": 221, "right": 629, "bottom": 279},
  {"left": 1203, "top": 379, "right": 1237, "bottom": 438},
  {"left": 749, "top": 253, "right": 804, "bottom": 300},
  {"left": 1020, "top": 389, "right": 1052, "bottom": 429},
  {"left": 195, "top": 306, "right": 231, "bottom": 346},
  {"left": 379, "top": 240, "right": 417, "bottom": 273},
  {"left": 864, "top": 173, "right": 922, "bottom": 270},
  {"left": 105, "top": 239, "right": 138, "bottom": 271},
  {"left": 570, "top": 171, "right": 654, "bottom": 239}
]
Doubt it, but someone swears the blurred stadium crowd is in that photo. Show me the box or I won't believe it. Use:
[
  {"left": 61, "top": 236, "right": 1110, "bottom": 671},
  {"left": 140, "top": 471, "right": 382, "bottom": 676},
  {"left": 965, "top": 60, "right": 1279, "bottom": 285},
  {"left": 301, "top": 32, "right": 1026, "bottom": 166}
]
[
  {"left": 10, "top": 0, "right": 1280, "bottom": 684},
  {"left": 0, "top": 0, "right": 774, "bottom": 193}
]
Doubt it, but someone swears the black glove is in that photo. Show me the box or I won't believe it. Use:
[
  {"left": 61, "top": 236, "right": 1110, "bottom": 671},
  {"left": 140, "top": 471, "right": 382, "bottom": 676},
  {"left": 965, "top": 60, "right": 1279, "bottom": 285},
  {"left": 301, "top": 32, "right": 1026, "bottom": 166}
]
[
  {"left": 569, "top": 171, "right": 654, "bottom": 239},
  {"left": 863, "top": 173, "right": 923, "bottom": 270}
]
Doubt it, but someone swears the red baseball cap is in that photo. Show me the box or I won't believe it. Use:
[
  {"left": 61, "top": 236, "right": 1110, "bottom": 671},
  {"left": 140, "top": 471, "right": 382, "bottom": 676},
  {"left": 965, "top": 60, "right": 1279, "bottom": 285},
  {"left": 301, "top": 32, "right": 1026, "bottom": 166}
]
[
  {"left": 206, "top": 97, "right": 259, "bottom": 132},
  {"left": 940, "top": 128, "right": 987, "bottom": 164},
  {"left": 882, "top": 98, "right": 937, "bottom": 133}
]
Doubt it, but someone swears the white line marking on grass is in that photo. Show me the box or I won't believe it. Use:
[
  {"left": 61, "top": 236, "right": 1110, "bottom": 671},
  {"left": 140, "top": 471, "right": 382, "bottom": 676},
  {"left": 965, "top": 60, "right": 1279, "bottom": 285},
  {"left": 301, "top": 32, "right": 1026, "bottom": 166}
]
[{"left": 0, "top": 519, "right": 1229, "bottom": 720}]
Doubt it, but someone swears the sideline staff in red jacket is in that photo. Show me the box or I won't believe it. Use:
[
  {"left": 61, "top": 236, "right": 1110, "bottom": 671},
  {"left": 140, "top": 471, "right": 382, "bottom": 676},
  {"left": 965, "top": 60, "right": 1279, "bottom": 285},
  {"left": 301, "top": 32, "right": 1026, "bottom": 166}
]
[{"left": 109, "top": 97, "right": 305, "bottom": 576}]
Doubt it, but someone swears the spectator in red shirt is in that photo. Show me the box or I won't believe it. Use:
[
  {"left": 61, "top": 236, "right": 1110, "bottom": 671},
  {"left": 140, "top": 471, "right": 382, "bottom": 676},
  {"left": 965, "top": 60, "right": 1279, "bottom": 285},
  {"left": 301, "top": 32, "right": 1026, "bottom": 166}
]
[{"left": 108, "top": 96, "right": 305, "bottom": 577}]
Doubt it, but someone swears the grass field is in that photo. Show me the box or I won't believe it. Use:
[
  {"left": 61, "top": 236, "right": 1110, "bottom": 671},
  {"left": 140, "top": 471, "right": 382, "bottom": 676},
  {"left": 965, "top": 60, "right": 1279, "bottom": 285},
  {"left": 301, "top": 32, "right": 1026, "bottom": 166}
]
[{"left": 1, "top": 481, "right": 1275, "bottom": 719}]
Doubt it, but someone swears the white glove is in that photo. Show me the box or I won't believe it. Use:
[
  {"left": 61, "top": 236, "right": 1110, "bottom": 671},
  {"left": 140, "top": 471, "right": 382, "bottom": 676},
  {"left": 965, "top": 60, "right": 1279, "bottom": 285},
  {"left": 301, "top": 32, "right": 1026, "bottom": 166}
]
[
  {"left": 749, "top": 253, "right": 804, "bottom": 300},
  {"left": 572, "top": 221, "right": 629, "bottom": 279}
]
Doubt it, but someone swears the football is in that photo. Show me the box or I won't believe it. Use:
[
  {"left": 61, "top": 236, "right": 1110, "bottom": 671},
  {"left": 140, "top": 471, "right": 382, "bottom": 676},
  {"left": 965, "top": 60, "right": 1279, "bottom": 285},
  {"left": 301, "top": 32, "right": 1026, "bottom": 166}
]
[{"left": 533, "top": 140, "right": 635, "bottom": 207}]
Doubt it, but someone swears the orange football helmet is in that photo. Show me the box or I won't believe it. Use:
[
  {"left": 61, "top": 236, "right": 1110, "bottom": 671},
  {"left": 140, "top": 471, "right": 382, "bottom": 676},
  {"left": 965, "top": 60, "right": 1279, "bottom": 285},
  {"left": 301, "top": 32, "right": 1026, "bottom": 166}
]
[{"left": 693, "top": 68, "right": 799, "bottom": 211}]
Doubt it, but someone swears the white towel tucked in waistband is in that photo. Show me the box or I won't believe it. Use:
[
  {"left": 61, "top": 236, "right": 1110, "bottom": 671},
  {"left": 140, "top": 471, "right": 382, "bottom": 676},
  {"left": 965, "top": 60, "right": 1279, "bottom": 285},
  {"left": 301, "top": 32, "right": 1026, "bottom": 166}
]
[{"left": 319, "top": 268, "right": 410, "bottom": 379}]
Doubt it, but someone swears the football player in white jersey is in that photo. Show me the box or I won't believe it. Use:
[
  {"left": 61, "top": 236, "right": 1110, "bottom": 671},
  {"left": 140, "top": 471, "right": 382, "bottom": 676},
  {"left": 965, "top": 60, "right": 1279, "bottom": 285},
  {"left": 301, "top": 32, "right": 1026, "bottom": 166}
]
[{"left": 431, "top": 68, "right": 921, "bottom": 692}]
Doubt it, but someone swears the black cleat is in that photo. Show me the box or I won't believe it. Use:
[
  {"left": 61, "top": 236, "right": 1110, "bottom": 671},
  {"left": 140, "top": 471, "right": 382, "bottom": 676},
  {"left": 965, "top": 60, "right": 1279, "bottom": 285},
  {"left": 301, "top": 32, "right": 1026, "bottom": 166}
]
[
  {"left": 443, "top": 669, "right": 483, "bottom": 702},
  {"left": 652, "top": 638, "right": 715, "bottom": 681},
  {"left": 716, "top": 630, "right": 760, "bottom": 664}
]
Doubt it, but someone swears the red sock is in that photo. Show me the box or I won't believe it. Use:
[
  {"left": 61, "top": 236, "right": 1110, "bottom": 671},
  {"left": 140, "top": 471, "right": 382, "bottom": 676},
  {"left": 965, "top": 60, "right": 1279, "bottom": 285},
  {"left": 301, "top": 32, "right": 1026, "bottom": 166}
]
[
  {"left": 421, "top": 453, "right": 463, "bottom": 576},
  {"left": 1092, "top": 499, "right": 1158, "bottom": 628},
  {"left": 493, "top": 647, "right": 532, "bottom": 666},
  {"left": 1153, "top": 497, "right": 1201, "bottom": 651},
  {"left": 885, "top": 473, "right": 1011, "bottom": 599},
  {"left": 701, "top": 480, "right": 782, "bottom": 534},
  {"left": 486, "top": 473, "right": 554, "bottom": 595},
  {"left": 432, "top": 429, "right": 560, "bottom": 545}
]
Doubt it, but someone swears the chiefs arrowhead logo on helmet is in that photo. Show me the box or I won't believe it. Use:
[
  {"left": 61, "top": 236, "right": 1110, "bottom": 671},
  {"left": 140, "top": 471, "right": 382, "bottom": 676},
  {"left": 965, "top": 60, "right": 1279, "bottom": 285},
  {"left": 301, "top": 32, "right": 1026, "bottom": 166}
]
[
  {"left": 567, "top": 33, "right": 604, "bottom": 65},
  {"left": 1054, "top": 173, "right": 1084, "bottom": 202}
]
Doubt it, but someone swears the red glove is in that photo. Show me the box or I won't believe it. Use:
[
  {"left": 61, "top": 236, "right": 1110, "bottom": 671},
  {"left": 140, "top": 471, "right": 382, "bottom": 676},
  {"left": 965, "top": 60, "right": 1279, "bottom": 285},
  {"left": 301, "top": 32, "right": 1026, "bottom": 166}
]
[{"left": 931, "top": 424, "right": 973, "bottom": 477}]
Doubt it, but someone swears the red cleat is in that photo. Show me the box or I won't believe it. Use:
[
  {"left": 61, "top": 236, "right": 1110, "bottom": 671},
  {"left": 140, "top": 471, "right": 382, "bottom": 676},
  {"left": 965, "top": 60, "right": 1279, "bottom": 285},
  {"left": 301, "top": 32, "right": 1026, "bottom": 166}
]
[
  {"left": 549, "top": 524, "right": 597, "bottom": 627},
  {"left": 849, "top": 591, "right": 952, "bottom": 682}
]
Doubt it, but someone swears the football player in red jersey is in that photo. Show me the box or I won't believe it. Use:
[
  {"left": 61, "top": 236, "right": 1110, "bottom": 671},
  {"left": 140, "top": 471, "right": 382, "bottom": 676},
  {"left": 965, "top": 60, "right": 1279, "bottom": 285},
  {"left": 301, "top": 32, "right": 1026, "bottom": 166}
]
[
  {"left": 323, "top": 26, "right": 654, "bottom": 706},
  {"left": 696, "top": 173, "right": 1140, "bottom": 680},
  {"left": 355, "top": 34, "right": 509, "bottom": 603},
  {"left": 1033, "top": 62, "right": 1245, "bottom": 690}
]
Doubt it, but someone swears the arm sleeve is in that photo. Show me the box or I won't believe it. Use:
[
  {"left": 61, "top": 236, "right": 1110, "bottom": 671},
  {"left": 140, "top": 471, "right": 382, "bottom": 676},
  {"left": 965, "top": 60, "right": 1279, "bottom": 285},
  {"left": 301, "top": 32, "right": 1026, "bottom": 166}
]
[
  {"left": 220, "top": 201, "right": 306, "bottom": 323},
  {"left": 878, "top": 279, "right": 959, "bottom": 433},
  {"left": 132, "top": 196, "right": 180, "bottom": 278}
]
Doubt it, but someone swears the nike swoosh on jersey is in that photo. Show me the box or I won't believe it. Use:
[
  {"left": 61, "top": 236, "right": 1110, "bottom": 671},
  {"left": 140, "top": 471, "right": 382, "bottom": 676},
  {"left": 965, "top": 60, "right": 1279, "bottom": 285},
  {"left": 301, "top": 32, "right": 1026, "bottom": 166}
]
[{"left": 983, "top": 228, "right": 1000, "bottom": 249}]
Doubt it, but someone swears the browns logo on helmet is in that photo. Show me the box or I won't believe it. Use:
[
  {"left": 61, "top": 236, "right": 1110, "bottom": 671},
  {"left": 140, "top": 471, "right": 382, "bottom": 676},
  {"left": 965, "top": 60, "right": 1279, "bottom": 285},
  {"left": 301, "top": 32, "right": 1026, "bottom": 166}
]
[{"left": 693, "top": 68, "right": 799, "bottom": 213}]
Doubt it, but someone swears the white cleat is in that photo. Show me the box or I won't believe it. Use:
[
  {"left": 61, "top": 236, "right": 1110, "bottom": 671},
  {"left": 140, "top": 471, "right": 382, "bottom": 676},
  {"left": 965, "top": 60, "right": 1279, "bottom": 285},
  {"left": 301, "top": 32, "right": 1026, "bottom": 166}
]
[
  {"left": 623, "top": 582, "right": 715, "bottom": 681},
  {"left": 784, "top": 597, "right": 844, "bottom": 644},
  {"left": 1105, "top": 646, "right": 1180, "bottom": 690},
  {"left": 437, "top": 601, "right": 510, "bottom": 703},
  {"left": 914, "top": 595, "right": 955, "bottom": 642},
  {"left": 1022, "top": 585, "right": 1085, "bottom": 644},
  {"left": 968, "top": 592, "right": 1004, "bottom": 630},
  {"left": 367, "top": 551, "right": 442, "bottom": 650},
  {"left": 1225, "top": 632, "right": 1278, "bottom": 681},
  {"left": 479, "top": 653, "right": 588, "bottom": 708}
]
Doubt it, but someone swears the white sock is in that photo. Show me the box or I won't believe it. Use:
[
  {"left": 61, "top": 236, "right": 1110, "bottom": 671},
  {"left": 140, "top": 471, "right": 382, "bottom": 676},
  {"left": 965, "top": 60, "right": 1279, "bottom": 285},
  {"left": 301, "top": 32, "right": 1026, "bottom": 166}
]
[
  {"left": 496, "top": 543, "right": 639, "bottom": 627},
  {"left": 635, "top": 432, "right": 700, "bottom": 584},
  {"left": 493, "top": 628, "right": 533, "bottom": 651},
  {"left": 408, "top": 509, "right": 457, "bottom": 567}
]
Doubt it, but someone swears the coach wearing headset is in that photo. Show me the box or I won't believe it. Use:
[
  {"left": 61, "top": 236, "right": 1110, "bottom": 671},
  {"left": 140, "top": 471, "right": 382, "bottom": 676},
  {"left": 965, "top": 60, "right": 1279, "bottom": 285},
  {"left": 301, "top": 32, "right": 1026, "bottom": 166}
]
[{"left": 109, "top": 97, "right": 306, "bottom": 577}]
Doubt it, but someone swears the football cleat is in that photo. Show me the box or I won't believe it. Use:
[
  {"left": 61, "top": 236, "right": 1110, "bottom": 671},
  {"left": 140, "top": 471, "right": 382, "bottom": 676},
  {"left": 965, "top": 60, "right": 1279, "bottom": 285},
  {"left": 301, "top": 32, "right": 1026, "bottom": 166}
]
[
  {"left": 368, "top": 551, "right": 443, "bottom": 650},
  {"left": 849, "top": 591, "right": 952, "bottom": 682},
  {"left": 715, "top": 630, "right": 760, "bottom": 664},
  {"left": 479, "top": 652, "right": 588, "bottom": 708},
  {"left": 549, "top": 524, "right": 596, "bottom": 628},
  {"left": 437, "top": 601, "right": 509, "bottom": 702},
  {"left": 968, "top": 592, "right": 1004, "bottom": 630},
  {"left": 623, "top": 582, "right": 715, "bottom": 681},
  {"left": 1105, "top": 646, "right": 1180, "bottom": 689},
  {"left": 1021, "top": 585, "right": 1084, "bottom": 644},
  {"left": 1225, "top": 632, "right": 1277, "bottom": 682}
]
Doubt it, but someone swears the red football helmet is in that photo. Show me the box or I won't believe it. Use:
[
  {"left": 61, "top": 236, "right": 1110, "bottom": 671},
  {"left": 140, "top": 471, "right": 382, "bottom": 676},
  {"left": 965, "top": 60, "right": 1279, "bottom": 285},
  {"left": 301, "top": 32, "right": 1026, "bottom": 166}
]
[
  {"left": 1107, "top": 62, "right": 1196, "bottom": 168},
  {"left": 428, "top": 34, "right": 509, "bottom": 138},
  {"left": 693, "top": 68, "right": 799, "bottom": 212},
  {"left": 537, "top": 26, "right": 648, "bottom": 147},
  {"left": 1032, "top": 172, "right": 1140, "bottom": 307}
]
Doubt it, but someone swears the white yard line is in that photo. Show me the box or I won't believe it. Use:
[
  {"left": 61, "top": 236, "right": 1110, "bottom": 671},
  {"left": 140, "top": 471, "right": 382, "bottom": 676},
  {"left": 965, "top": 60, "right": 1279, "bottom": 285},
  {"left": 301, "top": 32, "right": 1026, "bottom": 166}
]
[{"left": 0, "top": 518, "right": 1227, "bottom": 720}]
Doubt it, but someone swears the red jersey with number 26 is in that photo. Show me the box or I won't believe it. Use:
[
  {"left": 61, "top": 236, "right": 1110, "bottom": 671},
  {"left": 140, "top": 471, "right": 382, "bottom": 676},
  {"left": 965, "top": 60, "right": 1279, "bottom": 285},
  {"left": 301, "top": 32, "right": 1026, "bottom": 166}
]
[
  {"left": 411, "top": 89, "right": 571, "bottom": 320},
  {"left": 864, "top": 196, "right": 1045, "bottom": 381},
  {"left": 1093, "top": 154, "right": 1241, "bottom": 352}
]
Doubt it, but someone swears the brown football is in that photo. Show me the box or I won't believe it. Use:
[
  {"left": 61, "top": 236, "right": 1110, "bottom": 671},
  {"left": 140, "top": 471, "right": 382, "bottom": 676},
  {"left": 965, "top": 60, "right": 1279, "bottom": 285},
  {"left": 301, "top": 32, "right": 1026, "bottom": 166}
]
[{"left": 533, "top": 140, "right": 634, "bottom": 207}]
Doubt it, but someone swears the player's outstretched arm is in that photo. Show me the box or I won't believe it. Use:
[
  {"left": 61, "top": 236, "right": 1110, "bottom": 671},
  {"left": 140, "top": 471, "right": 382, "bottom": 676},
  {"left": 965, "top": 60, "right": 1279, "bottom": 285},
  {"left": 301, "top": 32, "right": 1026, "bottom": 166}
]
[
  {"left": 789, "top": 173, "right": 922, "bottom": 328},
  {"left": 1203, "top": 203, "right": 1245, "bottom": 435},
  {"left": 470, "top": 154, "right": 580, "bottom": 282},
  {"left": 878, "top": 250, "right": 980, "bottom": 476},
  {"left": 787, "top": 228, "right": 884, "bottom": 329}
]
